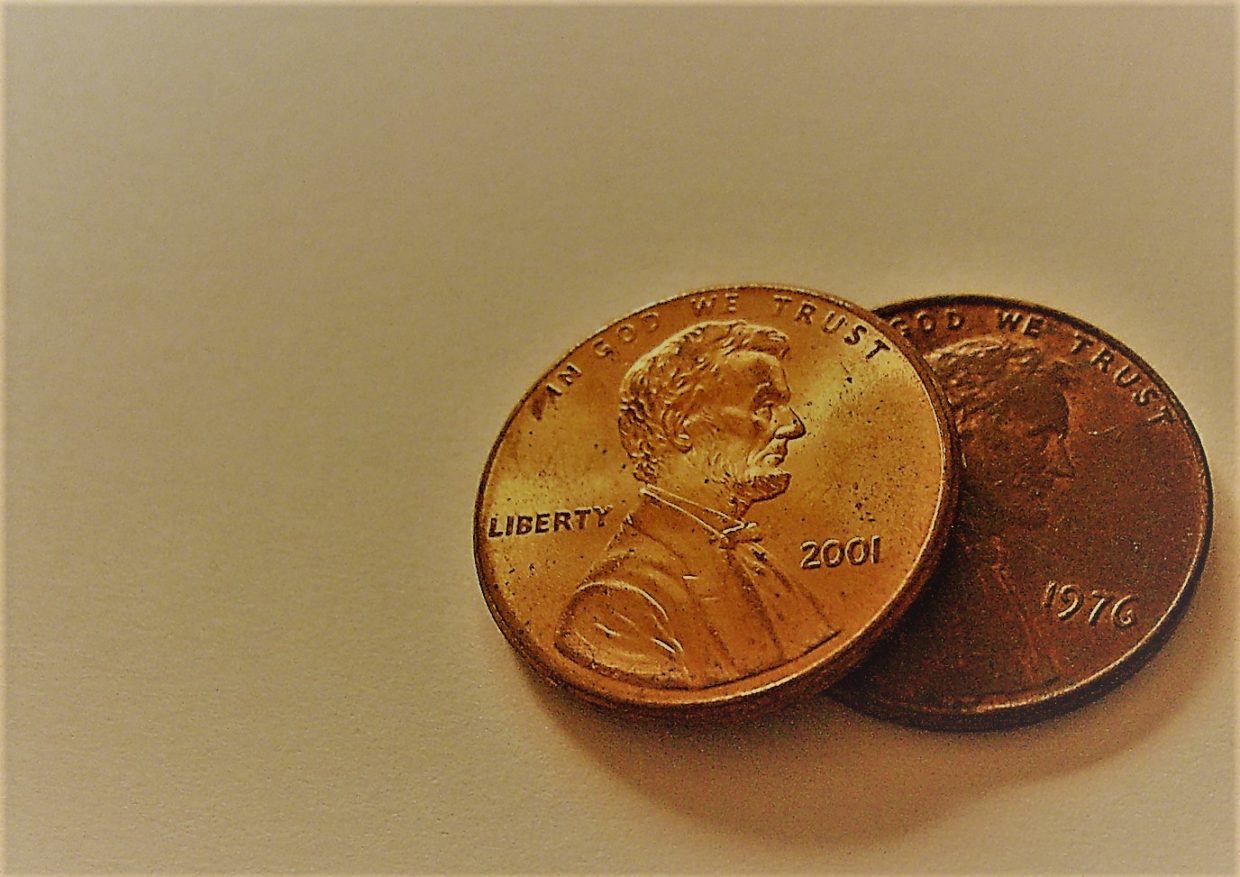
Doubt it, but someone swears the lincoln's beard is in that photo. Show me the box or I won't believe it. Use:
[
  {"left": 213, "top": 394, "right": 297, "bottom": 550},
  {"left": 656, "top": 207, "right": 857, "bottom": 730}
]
[
  {"left": 959, "top": 465, "right": 1055, "bottom": 534},
  {"left": 736, "top": 469, "right": 791, "bottom": 505},
  {"left": 712, "top": 458, "right": 792, "bottom": 513}
]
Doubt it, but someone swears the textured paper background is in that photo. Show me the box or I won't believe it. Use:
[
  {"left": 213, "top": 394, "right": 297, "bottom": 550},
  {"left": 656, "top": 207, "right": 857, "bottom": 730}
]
[{"left": 6, "top": 5, "right": 1235, "bottom": 873}]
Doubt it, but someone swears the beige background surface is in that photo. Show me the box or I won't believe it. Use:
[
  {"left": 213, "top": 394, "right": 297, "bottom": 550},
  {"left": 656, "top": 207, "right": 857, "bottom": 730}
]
[{"left": 5, "top": 4, "right": 1235, "bottom": 873}]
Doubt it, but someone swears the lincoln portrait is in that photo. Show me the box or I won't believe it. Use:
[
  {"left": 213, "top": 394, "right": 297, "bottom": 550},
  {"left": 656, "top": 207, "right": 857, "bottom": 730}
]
[{"left": 554, "top": 320, "right": 837, "bottom": 688}]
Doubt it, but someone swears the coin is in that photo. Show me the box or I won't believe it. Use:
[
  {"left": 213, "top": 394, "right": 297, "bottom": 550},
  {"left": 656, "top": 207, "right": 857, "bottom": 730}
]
[
  {"left": 832, "top": 295, "right": 1213, "bottom": 730},
  {"left": 475, "top": 284, "right": 959, "bottom": 719}
]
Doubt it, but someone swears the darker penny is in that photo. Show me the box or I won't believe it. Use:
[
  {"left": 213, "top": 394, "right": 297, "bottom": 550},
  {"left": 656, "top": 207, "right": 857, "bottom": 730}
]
[{"left": 832, "top": 295, "right": 1212, "bottom": 730}]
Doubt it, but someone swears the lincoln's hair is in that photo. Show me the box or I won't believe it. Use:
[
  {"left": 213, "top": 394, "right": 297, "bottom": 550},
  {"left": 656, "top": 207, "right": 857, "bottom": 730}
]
[
  {"left": 927, "top": 337, "right": 1061, "bottom": 438},
  {"left": 617, "top": 320, "right": 791, "bottom": 484}
]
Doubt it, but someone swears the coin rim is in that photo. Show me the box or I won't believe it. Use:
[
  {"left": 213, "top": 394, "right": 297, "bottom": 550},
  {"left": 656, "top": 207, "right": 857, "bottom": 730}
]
[
  {"left": 831, "top": 293, "right": 1214, "bottom": 731},
  {"left": 474, "top": 283, "right": 961, "bottom": 720}
]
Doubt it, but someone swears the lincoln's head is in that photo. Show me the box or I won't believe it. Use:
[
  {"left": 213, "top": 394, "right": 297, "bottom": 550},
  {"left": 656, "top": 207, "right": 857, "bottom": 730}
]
[
  {"left": 929, "top": 337, "right": 1074, "bottom": 528},
  {"left": 617, "top": 320, "right": 805, "bottom": 517}
]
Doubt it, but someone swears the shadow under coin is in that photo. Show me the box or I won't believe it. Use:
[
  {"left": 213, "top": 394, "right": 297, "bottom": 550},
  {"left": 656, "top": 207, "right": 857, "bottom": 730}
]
[{"left": 529, "top": 568, "right": 1223, "bottom": 852}]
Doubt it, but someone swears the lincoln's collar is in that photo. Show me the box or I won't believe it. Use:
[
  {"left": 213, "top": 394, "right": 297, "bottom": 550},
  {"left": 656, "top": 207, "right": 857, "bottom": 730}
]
[{"left": 639, "top": 485, "right": 762, "bottom": 547}]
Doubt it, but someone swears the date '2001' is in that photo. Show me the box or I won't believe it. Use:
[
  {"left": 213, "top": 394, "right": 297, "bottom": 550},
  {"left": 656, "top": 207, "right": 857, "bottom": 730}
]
[{"left": 801, "top": 536, "right": 881, "bottom": 570}]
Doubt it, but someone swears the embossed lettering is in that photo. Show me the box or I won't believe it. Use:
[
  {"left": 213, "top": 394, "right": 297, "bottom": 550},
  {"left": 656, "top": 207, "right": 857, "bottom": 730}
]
[
  {"left": 1086, "top": 590, "right": 1111, "bottom": 624},
  {"left": 1069, "top": 333, "right": 1093, "bottom": 355},
  {"left": 866, "top": 338, "right": 891, "bottom": 360},
  {"left": 821, "top": 312, "right": 847, "bottom": 334},
  {"left": 823, "top": 540, "right": 844, "bottom": 567},
  {"left": 996, "top": 310, "right": 1025, "bottom": 331},
  {"left": 486, "top": 506, "right": 615, "bottom": 538},
  {"left": 1134, "top": 385, "right": 1160, "bottom": 406},
  {"left": 1113, "top": 364, "right": 1140, "bottom": 388},
  {"left": 1057, "top": 584, "right": 1081, "bottom": 619},
  {"left": 1064, "top": 338, "right": 1174, "bottom": 425},
  {"left": 776, "top": 298, "right": 868, "bottom": 341},
  {"left": 596, "top": 313, "right": 660, "bottom": 353},
  {"left": 894, "top": 309, "right": 965, "bottom": 340},
  {"left": 843, "top": 324, "right": 867, "bottom": 345},
  {"left": 1111, "top": 594, "right": 1137, "bottom": 627},
  {"left": 800, "top": 536, "right": 882, "bottom": 569},
  {"left": 691, "top": 292, "right": 740, "bottom": 315},
  {"left": 991, "top": 310, "right": 1046, "bottom": 336},
  {"left": 1044, "top": 582, "right": 1138, "bottom": 630},
  {"left": 799, "top": 540, "right": 821, "bottom": 570},
  {"left": 691, "top": 295, "right": 718, "bottom": 316},
  {"left": 544, "top": 362, "right": 583, "bottom": 402},
  {"left": 772, "top": 294, "right": 794, "bottom": 317}
]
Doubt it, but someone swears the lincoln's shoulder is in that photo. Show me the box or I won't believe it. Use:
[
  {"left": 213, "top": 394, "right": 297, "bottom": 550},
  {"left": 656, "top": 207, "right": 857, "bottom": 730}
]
[
  {"left": 624, "top": 493, "right": 722, "bottom": 553},
  {"left": 554, "top": 574, "right": 694, "bottom": 687},
  {"left": 568, "top": 539, "right": 683, "bottom": 614},
  {"left": 587, "top": 498, "right": 710, "bottom": 582},
  {"left": 560, "top": 577, "right": 670, "bottom": 626},
  {"left": 558, "top": 541, "right": 669, "bottom": 641}
]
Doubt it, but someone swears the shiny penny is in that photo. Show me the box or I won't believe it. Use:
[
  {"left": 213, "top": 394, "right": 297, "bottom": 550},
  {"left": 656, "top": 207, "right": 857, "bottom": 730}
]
[
  {"left": 833, "top": 295, "right": 1213, "bottom": 730},
  {"left": 475, "top": 285, "right": 959, "bottom": 719}
]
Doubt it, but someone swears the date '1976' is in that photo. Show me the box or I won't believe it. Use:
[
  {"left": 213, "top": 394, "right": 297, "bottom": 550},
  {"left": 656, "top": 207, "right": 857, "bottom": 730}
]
[{"left": 1043, "top": 581, "right": 1137, "bottom": 629}]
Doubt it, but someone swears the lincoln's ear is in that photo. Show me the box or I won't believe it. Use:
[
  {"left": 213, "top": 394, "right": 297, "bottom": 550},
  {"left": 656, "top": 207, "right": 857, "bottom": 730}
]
[{"left": 667, "top": 412, "right": 695, "bottom": 452}]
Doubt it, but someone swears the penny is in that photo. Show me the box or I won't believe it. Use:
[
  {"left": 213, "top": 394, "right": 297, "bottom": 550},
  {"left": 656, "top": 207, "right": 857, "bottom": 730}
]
[
  {"left": 832, "top": 295, "right": 1213, "bottom": 730},
  {"left": 475, "top": 285, "right": 959, "bottom": 719}
]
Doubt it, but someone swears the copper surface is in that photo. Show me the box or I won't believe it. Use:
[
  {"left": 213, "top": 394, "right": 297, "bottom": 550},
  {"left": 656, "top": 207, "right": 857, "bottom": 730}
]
[
  {"left": 475, "top": 285, "right": 958, "bottom": 719},
  {"left": 833, "top": 295, "right": 1213, "bottom": 730}
]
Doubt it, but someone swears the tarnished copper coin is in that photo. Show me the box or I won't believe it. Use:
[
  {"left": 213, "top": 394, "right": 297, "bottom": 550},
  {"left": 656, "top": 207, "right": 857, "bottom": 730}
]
[
  {"left": 833, "top": 295, "right": 1212, "bottom": 730},
  {"left": 475, "top": 285, "right": 958, "bottom": 718}
]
